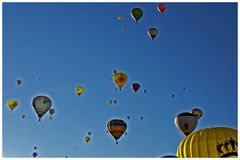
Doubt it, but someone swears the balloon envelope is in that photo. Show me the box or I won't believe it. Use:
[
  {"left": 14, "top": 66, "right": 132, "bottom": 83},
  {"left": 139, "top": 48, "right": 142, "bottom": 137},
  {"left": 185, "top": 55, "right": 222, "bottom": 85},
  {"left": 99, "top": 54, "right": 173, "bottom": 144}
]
[
  {"left": 113, "top": 72, "right": 128, "bottom": 90},
  {"left": 177, "top": 127, "right": 238, "bottom": 158},
  {"left": 131, "top": 8, "right": 143, "bottom": 22},
  {"left": 48, "top": 108, "right": 55, "bottom": 116},
  {"left": 192, "top": 108, "right": 203, "bottom": 119},
  {"left": 7, "top": 99, "right": 18, "bottom": 111},
  {"left": 157, "top": 4, "right": 166, "bottom": 13},
  {"left": 148, "top": 28, "right": 158, "bottom": 40},
  {"left": 32, "top": 95, "right": 52, "bottom": 121},
  {"left": 32, "top": 152, "right": 37, "bottom": 158},
  {"left": 16, "top": 80, "right": 22, "bottom": 85},
  {"left": 75, "top": 86, "right": 84, "bottom": 96},
  {"left": 175, "top": 112, "right": 198, "bottom": 136},
  {"left": 85, "top": 136, "right": 91, "bottom": 143},
  {"left": 132, "top": 83, "right": 140, "bottom": 92},
  {"left": 107, "top": 119, "right": 127, "bottom": 143},
  {"left": 161, "top": 155, "right": 178, "bottom": 158}
]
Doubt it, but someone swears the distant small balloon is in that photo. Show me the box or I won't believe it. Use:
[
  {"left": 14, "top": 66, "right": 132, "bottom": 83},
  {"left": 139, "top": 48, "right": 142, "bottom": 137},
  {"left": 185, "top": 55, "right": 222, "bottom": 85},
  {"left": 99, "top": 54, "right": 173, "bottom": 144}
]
[
  {"left": 109, "top": 99, "right": 113, "bottom": 105},
  {"left": 143, "top": 89, "right": 147, "bottom": 93},
  {"left": 171, "top": 94, "right": 175, "bottom": 98},
  {"left": 140, "top": 117, "right": 143, "bottom": 120},
  {"left": 34, "top": 146, "right": 37, "bottom": 150},
  {"left": 21, "top": 114, "right": 26, "bottom": 119},
  {"left": 127, "top": 116, "right": 130, "bottom": 120},
  {"left": 32, "top": 152, "right": 37, "bottom": 158},
  {"left": 88, "top": 132, "right": 91, "bottom": 136},
  {"left": 113, "top": 99, "right": 117, "bottom": 104},
  {"left": 16, "top": 80, "right": 22, "bottom": 85}
]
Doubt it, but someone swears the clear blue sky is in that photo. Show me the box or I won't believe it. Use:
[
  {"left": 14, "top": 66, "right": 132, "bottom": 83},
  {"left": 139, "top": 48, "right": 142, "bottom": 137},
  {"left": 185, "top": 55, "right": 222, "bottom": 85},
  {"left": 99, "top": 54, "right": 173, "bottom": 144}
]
[{"left": 2, "top": 2, "right": 237, "bottom": 158}]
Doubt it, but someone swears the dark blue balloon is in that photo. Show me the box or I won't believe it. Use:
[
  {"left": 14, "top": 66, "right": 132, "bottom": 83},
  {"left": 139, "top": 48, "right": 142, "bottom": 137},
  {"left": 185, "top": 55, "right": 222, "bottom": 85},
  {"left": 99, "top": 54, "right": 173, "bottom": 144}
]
[
  {"left": 33, "top": 152, "right": 37, "bottom": 158},
  {"left": 161, "top": 155, "right": 178, "bottom": 158}
]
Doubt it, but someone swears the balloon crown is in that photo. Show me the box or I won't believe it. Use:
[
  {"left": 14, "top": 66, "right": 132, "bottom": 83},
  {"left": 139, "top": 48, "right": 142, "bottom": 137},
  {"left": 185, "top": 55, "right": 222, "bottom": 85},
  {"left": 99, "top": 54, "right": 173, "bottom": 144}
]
[{"left": 216, "top": 137, "right": 238, "bottom": 157}]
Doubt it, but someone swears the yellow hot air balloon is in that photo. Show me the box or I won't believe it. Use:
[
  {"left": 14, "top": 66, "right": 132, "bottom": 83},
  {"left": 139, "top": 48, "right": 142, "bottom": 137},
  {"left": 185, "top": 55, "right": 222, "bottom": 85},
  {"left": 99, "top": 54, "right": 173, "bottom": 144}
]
[
  {"left": 177, "top": 127, "right": 238, "bottom": 158},
  {"left": 113, "top": 72, "right": 128, "bottom": 90},
  {"left": 75, "top": 86, "right": 84, "bottom": 96},
  {"left": 85, "top": 136, "right": 91, "bottom": 143},
  {"left": 118, "top": 16, "right": 123, "bottom": 21},
  {"left": 7, "top": 99, "right": 18, "bottom": 111}
]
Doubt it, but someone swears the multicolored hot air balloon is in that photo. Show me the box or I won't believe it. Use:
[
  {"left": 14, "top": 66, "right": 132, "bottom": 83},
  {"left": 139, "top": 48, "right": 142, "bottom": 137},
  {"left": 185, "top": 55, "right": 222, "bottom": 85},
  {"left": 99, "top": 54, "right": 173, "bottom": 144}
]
[
  {"left": 75, "top": 86, "right": 84, "bottom": 96},
  {"left": 107, "top": 119, "right": 127, "bottom": 144},
  {"left": 113, "top": 72, "right": 128, "bottom": 90},
  {"left": 85, "top": 136, "right": 91, "bottom": 143},
  {"left": 7, "top": 99, "right": 18, "bottom": 111},
  {"left": 157, "top": 4, "right": 166, "bottom": 13},
  {"left": 131, "top": 8, "right": 143, "bottom": 22},
  {"left": 148, "top": 27, "right": 158, "bottom": 40},
  {"left": 175, "top": 112, "right": 199, "bottom": 136},
  {"left": 32, "top": 95, "right": 52, "bottom": 121},
  {"left": 132, "top": 83, "right": 140, "bottom": 93},
  {"left": 177, "top": 127, "right": 238, "bottom": 158}
]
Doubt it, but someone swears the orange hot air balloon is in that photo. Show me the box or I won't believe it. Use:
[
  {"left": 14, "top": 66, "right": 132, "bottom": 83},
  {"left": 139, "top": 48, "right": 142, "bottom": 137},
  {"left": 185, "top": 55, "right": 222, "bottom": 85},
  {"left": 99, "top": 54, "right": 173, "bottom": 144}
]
[{"left": 113, "top": 72, "right": 128, "bottom": 90}]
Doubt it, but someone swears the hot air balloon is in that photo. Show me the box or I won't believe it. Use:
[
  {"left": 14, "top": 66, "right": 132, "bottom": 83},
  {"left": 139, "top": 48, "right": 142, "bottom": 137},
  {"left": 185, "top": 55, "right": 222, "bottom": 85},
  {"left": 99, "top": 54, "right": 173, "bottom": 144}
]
[
  {"left": 85, "top": 136, "right": 91, "bottom": 143},
  {"left": 161, "top": 155, "right": 178, "bottom": 158},
  {"left": 88, "top": 132, "right": 91, "bottom": 136},
  {"left": 171, "top": 94, "right": 175, "bottom": 98},
  {"left": 140, "top": 116, "right": 143, "bottom": 120},
  {"left": 75, "top": 86, "right": 84, "bottom": 96},
  {"left": 131, "top": 8, "right": 143, "bottom": 22},
  {"left": 32, "top": 152, "right": 37, "bottom": 158},
  {"left": 132, "top": 83, "right": 140, "bottom": 93},
  {"left": 49, "top": 108, "right": 55, "bottom": 116},
  {"left": 143, "top": 89, "right": 147, "bottom": 93},
  {"left": 16, "top": 80, "right": 22, "bottom": 85},
  {"left": 34, "top": 146, "right": 37, "bottom": 150},
  {"left": 175, "top": 112, "right": 199, "bottom": 136},
  {"left": 113, "top": 99, "right": 117, "bottom": 104},
  {"left": 177, "top": 127, "right": 238, "bottom": 158},
  {"left": 21, "top": 114, "right": 26, "bottom": 119},
  {"left": 157, "top": 4, "right": 166, "bottom": 13},
  {"left": 127, "top": 116, "right": 130, "bottom": 120},
  {"left": 109, "top": 99, "right": 113, "bottom": 105},
  {"left": 192, "top": 108, "right": 203, "bottom": 119},
  {"left": 107, "top": 119, "right": 127, "bottom": 144},
  {"left": 148, "top": 27, "right": 158, "bottom": 40},
  {"left": 118, "top": 16, "right": 123, "bottom": 21},
  {"left": 113, "top": 72, "right": 128, "bottom": 90},
  {"left": 48, "top": 108, "right": 55, "bottom": 120},
  {"left": 7, "top": 99, "right": 18, "bottom": 111},
  {"left": 32, "top": 95, "right": 52, "bottom": 121}
]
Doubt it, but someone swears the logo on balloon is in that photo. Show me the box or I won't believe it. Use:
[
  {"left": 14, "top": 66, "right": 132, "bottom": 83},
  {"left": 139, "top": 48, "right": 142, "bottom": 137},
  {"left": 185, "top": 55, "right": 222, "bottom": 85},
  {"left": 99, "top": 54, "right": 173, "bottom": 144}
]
[{"left": 216, "top": 137, "right": 238, "bottom": 158}]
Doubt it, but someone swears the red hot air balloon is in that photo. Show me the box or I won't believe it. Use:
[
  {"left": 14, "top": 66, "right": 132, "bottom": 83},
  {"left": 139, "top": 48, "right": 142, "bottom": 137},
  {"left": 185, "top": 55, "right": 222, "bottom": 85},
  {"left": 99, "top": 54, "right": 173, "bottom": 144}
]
[
  {"left": 157, "top": 4, "right": 166, "bottom": 13},
  {"left": 132, "top": 83, "right": 140, "bottom": 92}
]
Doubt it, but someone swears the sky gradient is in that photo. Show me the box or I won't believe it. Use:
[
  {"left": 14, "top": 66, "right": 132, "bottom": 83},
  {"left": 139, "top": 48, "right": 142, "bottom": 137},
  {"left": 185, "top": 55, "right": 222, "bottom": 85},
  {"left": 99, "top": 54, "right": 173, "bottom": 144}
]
[{"left": 2, "top": 2, "right": 238, "bottom": 157}]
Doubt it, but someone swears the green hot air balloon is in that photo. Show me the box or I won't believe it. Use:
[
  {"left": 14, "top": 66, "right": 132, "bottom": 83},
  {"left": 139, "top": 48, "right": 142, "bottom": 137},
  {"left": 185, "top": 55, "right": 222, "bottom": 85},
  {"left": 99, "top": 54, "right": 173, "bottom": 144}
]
[{"left": 131, "top": 8, "right": 143, "bottom": 23}]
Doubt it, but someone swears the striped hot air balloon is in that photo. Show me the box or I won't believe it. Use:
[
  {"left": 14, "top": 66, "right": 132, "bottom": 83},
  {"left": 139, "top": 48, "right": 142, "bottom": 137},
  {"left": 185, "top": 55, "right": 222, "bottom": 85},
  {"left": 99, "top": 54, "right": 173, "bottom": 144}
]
[
  {"left": 177, "top": 127, "right": 238, "bottom": 158},
  {"left": 107, "top": 119, "right": 127, "bottom": 144}
]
